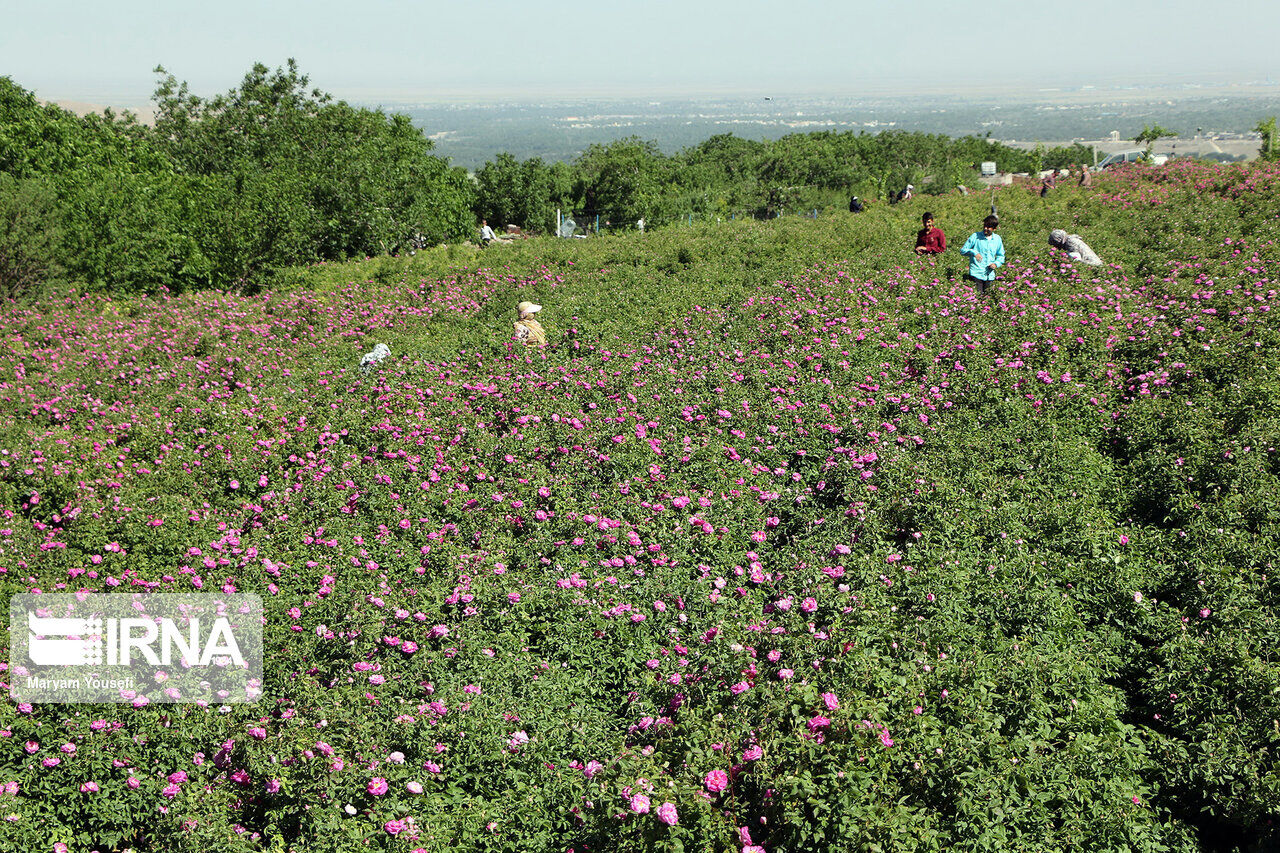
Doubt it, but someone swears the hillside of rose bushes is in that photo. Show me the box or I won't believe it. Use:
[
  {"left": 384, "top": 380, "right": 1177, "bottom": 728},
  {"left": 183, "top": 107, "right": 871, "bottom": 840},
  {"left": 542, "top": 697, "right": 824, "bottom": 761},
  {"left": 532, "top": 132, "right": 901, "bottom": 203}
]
[{"left": 2, "top": 159, "right": 1279, "bottom": 853}]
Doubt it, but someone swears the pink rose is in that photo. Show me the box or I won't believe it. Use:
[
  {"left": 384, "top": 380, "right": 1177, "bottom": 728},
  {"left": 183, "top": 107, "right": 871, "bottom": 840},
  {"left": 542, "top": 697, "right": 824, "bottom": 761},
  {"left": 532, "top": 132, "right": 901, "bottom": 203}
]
[
  {"left": 368, "top": 777, "right": 389, "bottom": 796},
  {"left": 807, "top": 715, "right": 831, "bottom": 731},
  {"left": 656, "top": 802, "right": 679, "bottom": 826},
  {"left": 704, "top": 769, "right": 729, "bottom": 793}
]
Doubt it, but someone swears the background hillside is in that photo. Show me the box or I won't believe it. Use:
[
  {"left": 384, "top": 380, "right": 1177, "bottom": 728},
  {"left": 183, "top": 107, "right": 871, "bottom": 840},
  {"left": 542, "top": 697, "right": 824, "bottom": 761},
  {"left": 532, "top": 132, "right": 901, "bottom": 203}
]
[{"left": 7, "top": 62, "right": 1239, "bottom": 298}]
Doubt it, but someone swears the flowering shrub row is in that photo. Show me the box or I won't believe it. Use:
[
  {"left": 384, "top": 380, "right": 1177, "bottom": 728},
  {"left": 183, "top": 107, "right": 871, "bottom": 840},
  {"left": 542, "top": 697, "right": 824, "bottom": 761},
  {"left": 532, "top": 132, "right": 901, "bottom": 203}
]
[{"left": 1, "top": 162, "right": 1278, "bottom": 852}]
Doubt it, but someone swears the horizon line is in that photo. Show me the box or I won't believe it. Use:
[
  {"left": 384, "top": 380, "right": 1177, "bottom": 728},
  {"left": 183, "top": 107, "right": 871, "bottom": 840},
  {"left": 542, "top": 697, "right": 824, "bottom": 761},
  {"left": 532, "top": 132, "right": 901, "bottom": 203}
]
[{"left": 21, "top": 71, "right": 1280, "bottom": 111}]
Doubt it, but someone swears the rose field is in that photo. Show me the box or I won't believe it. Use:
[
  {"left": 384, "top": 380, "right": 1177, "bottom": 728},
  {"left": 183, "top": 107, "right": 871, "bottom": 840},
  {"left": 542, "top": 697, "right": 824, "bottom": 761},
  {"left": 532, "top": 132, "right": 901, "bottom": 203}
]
[{"left": 2, "top": 160, "right": 1279, "bottom": 852}]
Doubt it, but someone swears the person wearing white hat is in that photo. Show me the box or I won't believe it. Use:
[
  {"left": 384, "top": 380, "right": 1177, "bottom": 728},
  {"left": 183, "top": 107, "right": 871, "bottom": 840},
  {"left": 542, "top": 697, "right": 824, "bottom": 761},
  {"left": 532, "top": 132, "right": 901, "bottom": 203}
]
[
  {"left": 514, "top": 301, "right": 547, "bottom": 347},
  {"left": 1048, "top": 229, "right": 1102, "bottom": 266},
  {"left": 359, "top": 343, "right": 391, "bottom": 373}
]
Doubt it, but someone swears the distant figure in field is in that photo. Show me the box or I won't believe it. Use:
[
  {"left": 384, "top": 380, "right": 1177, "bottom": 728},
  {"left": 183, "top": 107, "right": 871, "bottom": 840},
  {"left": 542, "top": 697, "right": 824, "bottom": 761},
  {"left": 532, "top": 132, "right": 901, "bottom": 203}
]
[
  {"left": 1048, "top": 229, "right": 1103, "bottom": 266},
  {"left": 359, "top": 343, "right": 391, "bottom": 374},
  {"left": 914, "top": 212, "right": 946, "bottom": 255},
  {"left": 1078, "top": 165, "right": 1093, "bottom": 188},
  {"left": 961, "top": 215, "right": 1004, "bottom": 295},
  {"left": 481, "top": 219, "right": 509, "bottom": 245},
  {"left": 849, "top": 196, "right": 864, "bottom": 213},
  {"left": 513, "top": 301, "right": 547, "bottom": 348},
  {"left": 1040, "top": 171, "right": 1056, "bottom": 197}
]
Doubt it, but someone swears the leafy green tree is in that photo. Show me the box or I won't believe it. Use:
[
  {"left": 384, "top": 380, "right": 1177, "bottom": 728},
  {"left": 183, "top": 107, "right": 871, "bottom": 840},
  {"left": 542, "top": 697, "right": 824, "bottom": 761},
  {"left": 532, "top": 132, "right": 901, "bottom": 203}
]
[
  {"left": 151, "top": 60, "right": 473, "bottom": 272},
  {"left": 518, "top": 157, "right": 568, "bottom": 234},
  {"left": 410, "top": 163, "right": 477, "bottom": 247},
  {"left": 1043, "top": 142, "right": 1096, "bottom": 171},
  {"left": 574, "top": 137, "right": 667, "bottom": 226},
  {"left": 474, "top": 153, "right": 525, "bottom": 229},
  {"left": 669, "top": 134, "right": 766, "bottom": 217},
  {"left": 473, "top": 154, "right": 563, "bottom": 233},
  {"left": 760, "top": 131, "right": 860, "bottom": 191},
  {"left": 56, "top": 167, "right": 216, "bottom": 293},
  {"left": 925, "top": 156, "right": 970, "bottom": 196},
  {"left": 2, "top": 64, "right": 480, "bottom": 292},
  {"left": 0, "top": 77, "right": 198, "bottom": 293},
  {"left": 0, "top": 77, "right": 82, "bottom": 178},
  {"left": 1256, "top": 117, "right": 1279, "bottom": 162},
  {"left": 1030, "top": 142, "right": 1046, "bottom": 176},
  {"left": 681, "top": 134, "right": 767, "bottom": 182},
  {"left": 0, "top": 173, "right": 63, "bottom": 297},
  {"left": 0, "top": 78, "right": 158, "bottom": 178},
  {"left": 1134, "top": 124, "right": 1178, "bottom": 161},
  {"left": 950, "top": 135, "right": 1035, "bottom": 175}
]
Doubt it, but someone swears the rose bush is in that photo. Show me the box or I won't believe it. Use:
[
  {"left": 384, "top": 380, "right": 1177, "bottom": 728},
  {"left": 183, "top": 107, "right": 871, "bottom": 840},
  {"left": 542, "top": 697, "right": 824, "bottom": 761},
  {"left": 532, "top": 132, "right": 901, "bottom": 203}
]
[{"left": 0, "top": 161, "right": 1278, "bottom": 851}]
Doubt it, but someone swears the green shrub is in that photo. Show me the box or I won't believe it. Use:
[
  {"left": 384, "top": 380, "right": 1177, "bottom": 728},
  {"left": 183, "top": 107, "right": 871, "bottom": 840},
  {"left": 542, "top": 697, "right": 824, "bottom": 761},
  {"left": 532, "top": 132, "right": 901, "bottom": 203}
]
[{"left": 0, "top": 173, "right": 63, "bottom": 297}]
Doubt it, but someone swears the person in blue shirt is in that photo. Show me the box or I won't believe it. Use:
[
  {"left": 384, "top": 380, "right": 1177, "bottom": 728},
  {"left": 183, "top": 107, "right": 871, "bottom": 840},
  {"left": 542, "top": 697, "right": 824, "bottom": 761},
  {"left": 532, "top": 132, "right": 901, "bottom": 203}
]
[{"left": 960, "top": 215, "right": 1005, "bottom": 295}]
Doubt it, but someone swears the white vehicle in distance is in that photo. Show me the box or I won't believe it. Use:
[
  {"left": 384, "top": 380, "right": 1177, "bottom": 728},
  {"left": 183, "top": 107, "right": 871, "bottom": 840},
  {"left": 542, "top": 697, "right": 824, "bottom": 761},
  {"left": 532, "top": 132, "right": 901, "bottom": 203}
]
[{"left": 1095, "top": 149, "right": 1168, "bottom": 170}]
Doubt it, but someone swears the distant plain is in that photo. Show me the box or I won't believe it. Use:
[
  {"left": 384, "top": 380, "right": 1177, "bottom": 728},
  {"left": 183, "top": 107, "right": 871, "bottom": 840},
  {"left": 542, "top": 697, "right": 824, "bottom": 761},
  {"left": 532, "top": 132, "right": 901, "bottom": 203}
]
[{"left": 45, "top": 79, "right": 1280, "bottom": 169}]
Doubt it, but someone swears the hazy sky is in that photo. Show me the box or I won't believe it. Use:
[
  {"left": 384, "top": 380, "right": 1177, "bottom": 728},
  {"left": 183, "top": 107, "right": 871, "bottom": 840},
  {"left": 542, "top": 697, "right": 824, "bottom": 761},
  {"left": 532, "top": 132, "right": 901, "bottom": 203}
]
[{"left": 4, "top": 0, "right": 1278, "bottom": 105}]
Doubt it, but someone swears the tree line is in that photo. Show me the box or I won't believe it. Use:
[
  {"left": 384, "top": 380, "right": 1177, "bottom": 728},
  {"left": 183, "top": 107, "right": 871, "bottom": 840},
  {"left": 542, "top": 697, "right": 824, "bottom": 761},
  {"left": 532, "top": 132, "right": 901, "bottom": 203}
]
[
  {"left": 2, "top": 61, "right": 1096, "bottom": 296},
  {"left": 0, "top": 61, "right": 474, "bottom": 296}
]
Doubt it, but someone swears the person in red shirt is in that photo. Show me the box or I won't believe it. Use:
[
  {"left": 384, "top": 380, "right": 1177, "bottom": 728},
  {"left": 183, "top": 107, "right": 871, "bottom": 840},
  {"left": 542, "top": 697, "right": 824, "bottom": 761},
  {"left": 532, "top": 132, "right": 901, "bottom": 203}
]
[
  {"left": 915, "top": 212, "right": 946, "bottom": 255},
  {"left": 1040, "top": 171, "right": 1056, "bottom": 197}
]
